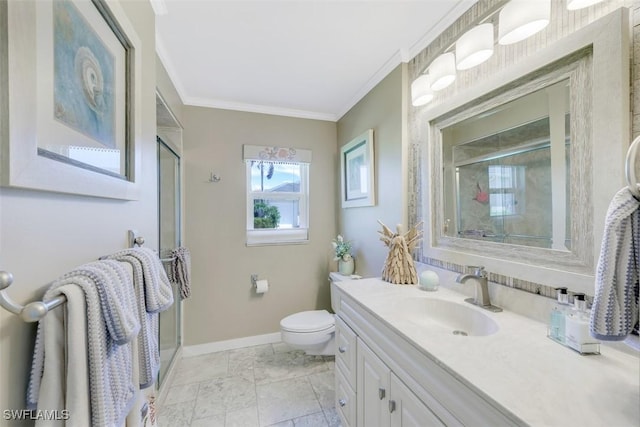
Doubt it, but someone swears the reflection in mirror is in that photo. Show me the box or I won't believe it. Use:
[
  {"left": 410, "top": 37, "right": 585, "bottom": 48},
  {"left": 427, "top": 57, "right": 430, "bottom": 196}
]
[
  {"left": 442, "top": 80, "right": 571, "bottom": 251},
  {"left": 429, "top": 49, "right": 596, "bottom": 276}
]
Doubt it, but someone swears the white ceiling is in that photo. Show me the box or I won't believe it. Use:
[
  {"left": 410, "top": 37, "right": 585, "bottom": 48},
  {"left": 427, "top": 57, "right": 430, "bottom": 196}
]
[{"left": 155, "top": 0, "right": 476, "bottom": 122}]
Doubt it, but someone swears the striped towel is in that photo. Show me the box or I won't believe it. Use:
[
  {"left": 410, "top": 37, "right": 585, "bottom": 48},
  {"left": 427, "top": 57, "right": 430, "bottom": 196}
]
[
  {"left": 168, "top": 247, "right": 191, "bottom": 300},
  {"left": 106, "top": 247, "right": 173, "bottom": 388},
  {"left": 27, "top": 260, "right": 139, "bottom": 427},
  {"left": 590, "top": 187, "right": 640, "bottom": 342}
]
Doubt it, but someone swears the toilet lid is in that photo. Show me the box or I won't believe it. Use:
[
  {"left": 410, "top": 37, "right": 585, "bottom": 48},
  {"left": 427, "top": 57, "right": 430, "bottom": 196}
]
[{"left": 280, "top": 310, "right": 334, "bottom": 333}]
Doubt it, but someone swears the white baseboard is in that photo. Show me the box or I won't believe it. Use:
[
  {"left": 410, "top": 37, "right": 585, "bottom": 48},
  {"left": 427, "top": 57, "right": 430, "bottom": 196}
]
[{"left": 181, "top": 332, "right": 282, "bottom": 357}]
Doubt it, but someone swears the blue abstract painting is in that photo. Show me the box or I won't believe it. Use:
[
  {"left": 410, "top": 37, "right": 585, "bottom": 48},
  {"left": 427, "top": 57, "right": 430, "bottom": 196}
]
[{"left": 54, "top": 0, "right": 116, "bottom": 148}]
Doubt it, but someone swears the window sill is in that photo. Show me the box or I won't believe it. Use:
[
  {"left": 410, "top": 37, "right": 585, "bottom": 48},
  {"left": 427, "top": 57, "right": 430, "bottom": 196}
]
[{"left": 246, "top": 228, "right": 309, "bottom": 246}]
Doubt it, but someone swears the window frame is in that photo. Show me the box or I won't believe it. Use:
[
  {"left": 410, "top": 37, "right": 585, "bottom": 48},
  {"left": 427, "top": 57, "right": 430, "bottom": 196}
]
[
  {"left": 488, "top": 164, "right": 526, "bottom": 217},
  {"left": 245, "top": 160, "right": 310, "bottom": 246}
]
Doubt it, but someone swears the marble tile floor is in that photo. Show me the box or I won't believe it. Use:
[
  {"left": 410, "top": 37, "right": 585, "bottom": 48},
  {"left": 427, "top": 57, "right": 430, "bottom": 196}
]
[{"left": 158, "top": 342, "right": 341, "bottom": 427}]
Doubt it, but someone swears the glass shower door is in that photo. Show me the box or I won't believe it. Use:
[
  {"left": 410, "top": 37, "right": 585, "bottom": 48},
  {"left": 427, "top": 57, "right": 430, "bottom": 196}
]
[{"left": 157, "top": 137, "right": 181, "bottom": 386}]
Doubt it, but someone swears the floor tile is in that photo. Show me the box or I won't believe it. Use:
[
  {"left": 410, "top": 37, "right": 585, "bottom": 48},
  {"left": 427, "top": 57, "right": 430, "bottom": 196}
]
[
  {"left": 159, "top": 342, "right": 338, "bottom": 427},
  {"left": 265, "top": 421, "right": 294, "bottom": 427},
  {"left": 173, "top": 351, "right": 229, "bottom": 386},
  {"left": 292, "top": 411, "right": 329, "bottom": 427},
  {"left": 225, "top": 406, "right": 260, "bottom": 427},
  {"left": 308, "top": 370, "right": 335, "bottom": 411},
  {"left": 227, "top": 345, "right": 272, "bottom": 381},
  {"left": 164, "top": 382, "right": 200, "bottom": 405},
  {"left": 257, "top": 377, "right": 321, "bottom": 426},
  {"left": 254, "top": 350, "right": 330, "bottom": 385},
  {"left": 157, "top": 399, "right": 195, "bottom": 427},
  {"left": 193, "top": 374, "right": 257, "bottom": 420},
  {"left": 272, "top": 342, "right": 297, "bottom": 353},
  {"left": 323, "top": 407, "right": 342, "bottom": 427},
  {"left": 190, "top": 413, "right": 225, "bottom": 427}
]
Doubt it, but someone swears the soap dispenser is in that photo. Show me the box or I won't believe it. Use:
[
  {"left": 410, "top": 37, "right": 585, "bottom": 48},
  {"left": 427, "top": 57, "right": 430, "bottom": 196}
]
[
  {"left": 549, "top": 287, "right": 569, "bottom": 344},
  {"left": 565, "top": 293, "right": 600, "bottom": 354}
]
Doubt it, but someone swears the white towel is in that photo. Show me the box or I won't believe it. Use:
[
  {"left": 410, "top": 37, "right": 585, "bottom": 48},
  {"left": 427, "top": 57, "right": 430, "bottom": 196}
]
[
  {"left": 106, "top": 247, "right": 174, "bottom": 388},
  {"left": 27, "top": 260, "right": 139, "bottom": 427},
  {"left": 35, "top": 285, "right": 90, "bottom": 427},
  {"left": 590, "top": 187, "right": 640, "bottom": 342}
]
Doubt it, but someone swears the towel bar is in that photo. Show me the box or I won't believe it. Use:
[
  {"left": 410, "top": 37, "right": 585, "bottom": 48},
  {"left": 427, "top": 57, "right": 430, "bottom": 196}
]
[
  {"left": 0, "top": 271, "right": 67, "bottom": 322},
  {"left": 0, "top": 230, "right": 167, "bottom": 322}
]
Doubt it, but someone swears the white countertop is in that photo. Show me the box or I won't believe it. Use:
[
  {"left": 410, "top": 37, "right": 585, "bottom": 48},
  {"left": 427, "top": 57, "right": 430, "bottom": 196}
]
[{"left": 335, "top": 277, "right": 640, "bottom": 427}]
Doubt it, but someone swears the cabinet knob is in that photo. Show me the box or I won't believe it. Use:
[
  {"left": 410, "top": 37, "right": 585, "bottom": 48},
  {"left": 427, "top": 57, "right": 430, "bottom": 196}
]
[
  {"left": 389, "top": 400, "right": 396, "bottom": 413},
  {"left": 338, "top": 346, "right": 347, "bottom": 353},
  {"left": 339, "top": 398, "right": 347, "bottom": 407},
  {"left": 378, "top": 387, "right": 386, "bottom": 400}
]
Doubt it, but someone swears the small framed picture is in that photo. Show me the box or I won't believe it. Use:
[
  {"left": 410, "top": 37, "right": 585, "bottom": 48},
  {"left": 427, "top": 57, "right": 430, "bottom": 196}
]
[{"left": 340, "top": 129, "right": 375, "bottom": 208}]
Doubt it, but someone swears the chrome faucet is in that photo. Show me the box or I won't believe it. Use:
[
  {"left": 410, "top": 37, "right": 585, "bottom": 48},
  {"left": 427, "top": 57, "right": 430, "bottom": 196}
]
[{"left": 456, "top": 266, "right": 502, "bottom": 312}]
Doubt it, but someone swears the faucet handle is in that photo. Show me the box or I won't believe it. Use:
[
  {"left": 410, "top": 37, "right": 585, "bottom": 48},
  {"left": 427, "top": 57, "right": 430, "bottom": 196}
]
[{"left": 466, "top": 265, "right": 486, "bottom": 277}]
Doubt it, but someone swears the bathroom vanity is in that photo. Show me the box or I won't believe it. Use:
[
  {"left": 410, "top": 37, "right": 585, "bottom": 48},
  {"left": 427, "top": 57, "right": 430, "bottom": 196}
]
[{"left": 331, "top": 277, "right": 639, "bottom": 427}]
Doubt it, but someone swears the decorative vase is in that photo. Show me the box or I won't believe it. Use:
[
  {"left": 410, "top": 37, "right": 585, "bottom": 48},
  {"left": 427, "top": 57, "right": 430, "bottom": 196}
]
[{"left": 338, "top": 254, "right": 355, "bottom": 275}]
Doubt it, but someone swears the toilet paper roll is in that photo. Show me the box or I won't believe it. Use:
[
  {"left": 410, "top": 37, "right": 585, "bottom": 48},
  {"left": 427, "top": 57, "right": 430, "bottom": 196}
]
[{"left": 255, "top": 279, "right": 269, "bottom": 294}]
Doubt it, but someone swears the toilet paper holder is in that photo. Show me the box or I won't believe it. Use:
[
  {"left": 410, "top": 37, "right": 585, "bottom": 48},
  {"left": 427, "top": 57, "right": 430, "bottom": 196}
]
[{"left": 251, "top": 274, "right": 269, "bottom": 294}]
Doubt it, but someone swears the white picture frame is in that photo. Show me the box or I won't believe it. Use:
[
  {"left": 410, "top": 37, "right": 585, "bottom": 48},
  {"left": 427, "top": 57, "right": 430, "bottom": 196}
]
[
  {"left": 341, "top": 129, "right": 375, "bottom": 208},
  {"left": 0, "top": 0, "right": 142, "bottom": 200}
]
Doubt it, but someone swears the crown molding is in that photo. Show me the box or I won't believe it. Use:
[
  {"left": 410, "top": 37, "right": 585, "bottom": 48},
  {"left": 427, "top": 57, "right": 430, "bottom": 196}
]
[{"left": 184, "top": 96, "right": 338, "bottom": 122}]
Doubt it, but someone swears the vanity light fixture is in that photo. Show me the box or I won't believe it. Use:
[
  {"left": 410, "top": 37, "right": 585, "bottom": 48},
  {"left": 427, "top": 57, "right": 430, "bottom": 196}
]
[
  {"left": 455, "top": 23, "right": 494, "bottom": 70},
  {"left": 429, "top": 52, "right": 457, "bottom": 91},
  {"left": 411, "top": 74, "right": 434, "bottom": 106},
  {"left": 566, "top": 0, "right": 604, "bottom": 10},
  {"left": 498, "top": 0, "right": 551, "bottom": 45}
]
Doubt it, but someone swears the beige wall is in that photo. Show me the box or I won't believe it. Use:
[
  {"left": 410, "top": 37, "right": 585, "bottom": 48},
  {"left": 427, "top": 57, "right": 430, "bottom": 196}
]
[
  {"left": 181, "top": 107, "right": 337, "bottom": 346},
  {"left": 336, "top": 64, "right": 406, "bottom": 278},
  {"left": 0, "top": 1, "right": 159, "bottom": 424}
]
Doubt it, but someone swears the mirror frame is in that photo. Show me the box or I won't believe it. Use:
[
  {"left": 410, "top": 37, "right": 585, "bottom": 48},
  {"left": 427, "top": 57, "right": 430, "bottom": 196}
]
[
  {"left": 416, "top": 8, "right": 629, "bottom": 292},
  {"left": 435, "top": 52, "right": 590, "bottom": 272}
]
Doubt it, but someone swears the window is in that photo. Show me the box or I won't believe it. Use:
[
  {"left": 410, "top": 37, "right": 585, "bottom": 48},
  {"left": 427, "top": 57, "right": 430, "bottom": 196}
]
[
  {"left": 488, "top": 165, "right": 525, "bottom": 217},
  {"left": 244, "top": 145, "right": 311, "bottom": 245}
]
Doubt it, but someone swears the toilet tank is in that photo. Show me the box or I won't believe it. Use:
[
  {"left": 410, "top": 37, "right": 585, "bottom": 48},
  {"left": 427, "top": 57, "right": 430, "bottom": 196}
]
[{"left": 329, "top": 272, "right": 349, "bottom": 313}]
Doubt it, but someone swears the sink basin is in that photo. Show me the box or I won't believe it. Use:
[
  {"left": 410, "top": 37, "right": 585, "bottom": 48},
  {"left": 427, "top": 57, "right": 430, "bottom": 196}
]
[{"left": 394, "top": 298, "right": 499, "bottom": 336}]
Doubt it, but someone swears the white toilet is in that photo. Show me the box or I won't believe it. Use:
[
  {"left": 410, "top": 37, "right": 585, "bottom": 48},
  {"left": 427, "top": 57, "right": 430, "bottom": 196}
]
[{"left": 279, "top": 272, "right": 348, "bottom": 355}]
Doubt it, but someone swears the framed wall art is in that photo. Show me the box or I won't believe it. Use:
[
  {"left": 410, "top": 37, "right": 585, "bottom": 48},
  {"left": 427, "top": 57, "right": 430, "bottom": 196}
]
[
  {"left": 340, "top": 129, "right": 375, "bottom": 208},
  {"left": 0, "top": 0, "right": 141, "bottom": 199}
]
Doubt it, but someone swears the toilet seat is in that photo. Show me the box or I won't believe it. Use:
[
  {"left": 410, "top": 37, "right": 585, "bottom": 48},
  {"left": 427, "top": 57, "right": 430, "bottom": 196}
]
[{"left": 280, "top": 310, "right": 334, "bottom": 333}]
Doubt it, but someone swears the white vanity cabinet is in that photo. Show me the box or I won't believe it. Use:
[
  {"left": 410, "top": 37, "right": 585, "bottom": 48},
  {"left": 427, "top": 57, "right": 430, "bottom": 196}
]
[
  {"left": 390, "top": 373, "right": 446, "bottom": 427},
  {"left": 335, "top": 315, "right": 357, "bottom": 426},
  {"left": 332, "top": 281, "right": 524, "bottom": 427},
  {"left": 357, "top": 338, "right": 444, "bottom": 427}
]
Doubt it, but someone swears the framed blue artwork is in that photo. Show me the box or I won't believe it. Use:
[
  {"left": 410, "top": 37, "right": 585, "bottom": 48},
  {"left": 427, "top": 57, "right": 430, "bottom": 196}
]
[
  {"left": 1, "top": 0, "right": 142, "bottom": 199},
  {"left": 54, "top": 0, "right": 117, "bottom": 151},
  {"left": 340, "top": 129, "right": 376, "bottom": 208}
]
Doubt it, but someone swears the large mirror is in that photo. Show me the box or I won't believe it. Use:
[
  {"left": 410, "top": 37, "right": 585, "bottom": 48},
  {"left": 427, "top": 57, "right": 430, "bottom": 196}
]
[
  {"left": 443, "top": 80, "right": 570, "bottom": 251},
  {"left": 417, "top": 8, "right": 629, "bottom": 293}
]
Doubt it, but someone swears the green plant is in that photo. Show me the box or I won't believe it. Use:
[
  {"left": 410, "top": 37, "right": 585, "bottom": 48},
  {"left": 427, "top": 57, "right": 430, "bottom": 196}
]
[
  {"left": 254, "top": 200, "right": 280, "bottom": 229},
  {"left": 332, "top": 234, "right": 352, "bottom": 261}
]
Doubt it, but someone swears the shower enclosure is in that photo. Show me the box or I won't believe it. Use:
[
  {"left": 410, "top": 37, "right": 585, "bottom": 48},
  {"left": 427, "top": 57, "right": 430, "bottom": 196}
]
[
  {"left": 157, "top": 137, "right": 181, "bottom": 386},
  {"left": 156, "top": 91, "right": 183, "bottom": 387}
]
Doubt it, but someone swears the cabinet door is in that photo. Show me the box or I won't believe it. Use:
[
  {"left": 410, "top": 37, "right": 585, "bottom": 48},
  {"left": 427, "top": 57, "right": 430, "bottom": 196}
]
[
  {"left": 389, "top": 374, "right": 445, "bottom": 427},
  {"left": 336, "top": 315, "right": 358, "bottom": 389},
  {"left": 357, "top": 339, "right": 391, "bottom": 427},
  {"left": 336, "top": 364, "right": 356, "bottom": 427}
]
